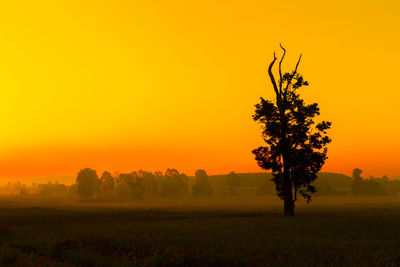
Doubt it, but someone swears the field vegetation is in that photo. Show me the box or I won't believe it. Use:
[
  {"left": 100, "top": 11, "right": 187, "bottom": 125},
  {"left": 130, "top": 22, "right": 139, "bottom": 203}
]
[
  {"left": 0, "top": 170, "right": 399, "bottom": 266},
  {"left": 0, "top": 196, "right": 400, "bottom": 266}
]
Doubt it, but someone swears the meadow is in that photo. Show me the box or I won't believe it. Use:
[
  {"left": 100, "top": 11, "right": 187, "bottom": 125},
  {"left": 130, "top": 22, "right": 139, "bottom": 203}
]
[{"left": 0, "top": 196, "right": 400, "bottom": 266}]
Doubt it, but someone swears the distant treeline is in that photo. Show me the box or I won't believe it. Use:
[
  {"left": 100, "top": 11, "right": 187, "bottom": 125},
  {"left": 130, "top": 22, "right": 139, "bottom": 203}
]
[
  {"left": 350, "top": 168, "right": 400, "bottom": 196},
  {"left": 1, "top": 168, "right": 399, "bottom": 198},
  {"left": 75, "top": 168, "right": 214, "bottom": 199},
  {"left": 1, "top": 168, "right": 214, "bottom": 199}
]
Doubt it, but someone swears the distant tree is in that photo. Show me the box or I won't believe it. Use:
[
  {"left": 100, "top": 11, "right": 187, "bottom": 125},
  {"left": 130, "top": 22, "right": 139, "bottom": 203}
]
[
  {"left": 165, "top": 168, "right": 180, "bottom": 178},
  {"left": 126, "top": 172, "right": 145, "bottom": 199},
  {"left": 352, "top": 168, "right": 363, "bottom": 180},
  {"left": 68, "top": 183, "right": 78, "bottom": 196},
  {"left": 351, "top": 168, "right": 364, "bottom": 195},
  {"left": 154, "top": 171, "right": 164, "bottom": 195},
  {"left": 252, "top": 45, "right": 332, "bottom": 216},
  {"left": 351, "top": 168, "right": 388, "bottom": 196},
  {"left": 19, "top": 185, "right": 28, "bottom": 196},
  {"left": 192, "top": 169, "right": 213, "bottom": 197},
  {"left": 100, "top": 171, "right": 115, "bottom": 195},
  {"left": 76, "top": 168, "right": 98, "bottom": 197},
  {"left": 115, "top": 175, "right": 130, "bottom": 196},
  {"left": 37, "top": 182, "right": 67, "bottom": 196},
  {"left": 195, "top": 169, "right": 208, "bottom": 183},
  {"left": 160, "top": 168, "right": 188, "bottom": 197},
  {"left": 139, "top": 170, "right": 158, "bottom": 196},
  {"left": 116, "top": 172, "right": 145, "bottom": 198},
  {"left": 226, "top": 171, "right": 241, "bottom": 195}
]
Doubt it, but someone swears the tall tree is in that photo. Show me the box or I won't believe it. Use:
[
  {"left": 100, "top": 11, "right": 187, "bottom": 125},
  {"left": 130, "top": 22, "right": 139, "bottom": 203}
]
[
  {"left": 192, "top": 169, "right": 213, "bottom": 197},
  {"left": 76, "top": 168, "right": 99, "bottom": 197},
  {"left": 252, "top": 45, "right": 332, "bottom": 216},
  {"left": 100, "top": 171, "right": 115, "bottom": 195}
]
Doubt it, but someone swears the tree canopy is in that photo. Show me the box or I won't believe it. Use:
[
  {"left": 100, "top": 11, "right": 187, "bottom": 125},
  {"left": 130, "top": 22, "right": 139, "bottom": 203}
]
[{"left": 76, "top": 168, "right": 99, "bottom": 197}]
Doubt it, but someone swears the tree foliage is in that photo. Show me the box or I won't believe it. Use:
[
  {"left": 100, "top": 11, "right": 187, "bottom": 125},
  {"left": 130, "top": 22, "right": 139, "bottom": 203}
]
[
  {"left": 76, "top": 168, "right": 99, "bottom": 197},
  {"left": 252, "top": 45, "right": 331, "bottom": 215},
  {"left": 192, "top": 169, "right": 213, "bottom": 197},
  {"left": 100, "top": 171, "right": 114, "bottom": 195},
  {"left": 159, "top": 168, "right": 189, "bottom": 197},
  {"left": 351, "top": 168, "right": 389, "bottom": 196}
]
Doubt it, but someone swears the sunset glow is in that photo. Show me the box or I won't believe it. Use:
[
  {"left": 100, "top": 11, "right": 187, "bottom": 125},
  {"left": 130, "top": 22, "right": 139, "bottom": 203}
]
[{"left": 0, "top": 0, "right": 399, "bottom": 178}]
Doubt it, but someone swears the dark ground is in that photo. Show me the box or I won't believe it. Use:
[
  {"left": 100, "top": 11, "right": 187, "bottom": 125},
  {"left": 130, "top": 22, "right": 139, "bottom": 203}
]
[{"left": 0, "top": 197, "right": 399, "bottom": 266}]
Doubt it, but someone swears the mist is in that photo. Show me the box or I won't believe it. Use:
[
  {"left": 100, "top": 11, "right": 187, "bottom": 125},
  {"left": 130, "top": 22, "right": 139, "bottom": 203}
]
[{"left": 1, "top": 168, "right": 399, "bottom": 209}]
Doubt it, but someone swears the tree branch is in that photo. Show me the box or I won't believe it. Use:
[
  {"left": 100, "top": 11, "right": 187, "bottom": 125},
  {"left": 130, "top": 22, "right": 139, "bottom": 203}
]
[
  {"left": 278, "top": 43, "right": 286, "bottom": 93},
  {"left": 293, "top": 53, "right": 302, "bottom": 75},
  {"left": 283, "top": 53, "right": 303, "bottom": 101},
  {"left": 268, "top": 52, "right": 280, "bottom": 102}
]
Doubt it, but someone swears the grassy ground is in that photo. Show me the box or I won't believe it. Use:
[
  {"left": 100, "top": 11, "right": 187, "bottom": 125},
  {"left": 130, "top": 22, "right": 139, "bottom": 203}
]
[{"left": 0, "top": 197, "right": 400, "bottom": 266}]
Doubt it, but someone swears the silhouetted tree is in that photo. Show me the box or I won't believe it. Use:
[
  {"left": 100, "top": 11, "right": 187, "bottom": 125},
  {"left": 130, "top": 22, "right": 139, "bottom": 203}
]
[
  {"left": 126, "top": 172, "right": 145, "bottom": 199},
  {"left": 351, "top": 168, "right": 388, "bottom": 196},
  {"left": 38, "top": 182, "right": 67, "bottom": 196},
  {"left": 352, "top": 168, "right": 362, "bottom": 180},
  {"left": 76, "top": 168, "right": 98, "bottom": 197},
  {"left": 351, "top": 168, "right": 364, "bottom": 195},
  {"left": 100, "top": 171, "right": 115, "bottom": 195},
  {"left": 115, "top": 172, "right": 145, "bottom": 198},
  {"left": 253, "top": 45, "right": 332, "bottom": 216},
  {"left": 139, "top": 170, "right": 158, "bottom": 196},
  {"left": 195, "top": 169, "right": 208, "bottom": 183},
  {"left": 192, "top": 169, "right": 213, "bottom": 197},
  {"left": 68, "top": 183, "right": 78, "bottom": 196},
  {"left": 115, "top": 173, "right": 129, "bottom": 196},
  {"left": 160, "top": 168, "right": 188, "bottom": 197}
]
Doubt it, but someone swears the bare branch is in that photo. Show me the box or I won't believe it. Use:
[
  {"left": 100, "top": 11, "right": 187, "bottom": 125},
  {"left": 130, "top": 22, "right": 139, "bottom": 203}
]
[
  {"left": 284, "top": 53, "right": 303, "bottom": 95},
  {"left": 278, "top": 43, "right": 286, "bottom": 92},
  {"left": 293, "top": 53, "right": 302, "bottom": 75},
  {"left": 268, "top": 52, "right": 280, "bottom": 100}
]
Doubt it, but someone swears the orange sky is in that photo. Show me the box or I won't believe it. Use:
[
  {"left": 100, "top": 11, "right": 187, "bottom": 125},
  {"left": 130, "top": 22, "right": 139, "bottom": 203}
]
[{"left": 0, "top": 0, "right": 399, "bottom": 179}]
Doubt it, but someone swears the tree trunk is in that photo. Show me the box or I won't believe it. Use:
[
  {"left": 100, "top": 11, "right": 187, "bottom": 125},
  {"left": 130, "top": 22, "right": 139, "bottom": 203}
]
[
  {"left": 284, "top": 193, "right": 294, "bottom": 216},
  {"left": 282, "top": 151, "right": 294, "bottom": 216},
  {"left": 278, "top": 95, "right": 294, "bottom": 216},
  {"left": 283, "top": 173, "right": 294, "bottom": 216}
]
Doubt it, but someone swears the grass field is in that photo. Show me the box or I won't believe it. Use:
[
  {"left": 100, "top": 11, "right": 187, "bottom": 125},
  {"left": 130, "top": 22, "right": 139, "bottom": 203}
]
[{"left": 0, "top": 196, "right": 400, "bottom": 266}]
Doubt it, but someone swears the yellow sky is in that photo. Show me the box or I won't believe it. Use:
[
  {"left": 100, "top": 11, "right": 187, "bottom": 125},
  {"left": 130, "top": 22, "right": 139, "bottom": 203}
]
[{"left": 0, "top": 0, "right": 399, "bottom": 178}]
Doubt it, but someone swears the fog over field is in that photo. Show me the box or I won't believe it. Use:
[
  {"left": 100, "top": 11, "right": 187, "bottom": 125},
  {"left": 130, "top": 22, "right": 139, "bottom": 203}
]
[
  {"left": 0, "top": 170, "right": 399, "bottom": 207},
  {"left": 0, "top": 170, "right": 399, "bottom": 266},
  {"left": 1, "top": 190, "right": 400, "bottom": 266}
]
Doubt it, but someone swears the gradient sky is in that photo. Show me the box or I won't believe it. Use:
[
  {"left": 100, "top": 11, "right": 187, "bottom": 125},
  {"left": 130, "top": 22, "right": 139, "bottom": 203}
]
[{"left": 0, "top": 0, "right": 399, "bottom": 179}]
